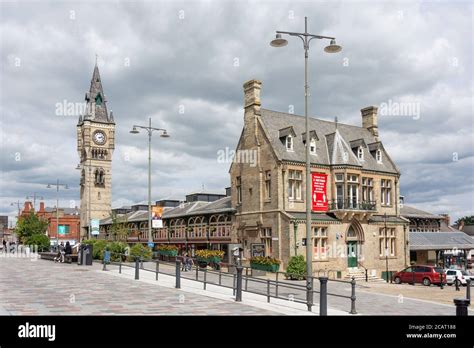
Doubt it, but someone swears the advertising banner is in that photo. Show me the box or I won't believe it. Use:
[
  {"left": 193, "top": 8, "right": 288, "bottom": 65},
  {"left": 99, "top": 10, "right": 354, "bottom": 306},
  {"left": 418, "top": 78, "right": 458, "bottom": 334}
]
[
  {"left": 152, "top": 206, "right": 163, "bottom": 229},
  {"left": 312, "top": 173, "right": 328, "bottom": 211},
  {"left": 90, "top": 219, "right": 100, "bottom": 235}
]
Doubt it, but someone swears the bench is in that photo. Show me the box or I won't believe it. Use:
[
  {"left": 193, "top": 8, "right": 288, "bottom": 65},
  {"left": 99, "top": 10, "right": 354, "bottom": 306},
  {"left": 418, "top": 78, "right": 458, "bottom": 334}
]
[{"left": 39, "top": 252, "right": 78, "bottom": 263}]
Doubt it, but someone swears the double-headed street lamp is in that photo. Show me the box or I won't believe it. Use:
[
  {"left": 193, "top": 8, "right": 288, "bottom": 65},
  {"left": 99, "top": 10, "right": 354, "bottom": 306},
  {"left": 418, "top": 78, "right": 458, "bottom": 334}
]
[
  {"left": 26, "top": 193, "right": 44, "bottom": 211},
  {"left": 130, "top": 117, "right": 170, "bottom": 246},
  {"left": 270, "top": 17, "right": 342, "bottom": 305},
  {"left": 47, "top": 179, "right": 69, "bottom": 247}
]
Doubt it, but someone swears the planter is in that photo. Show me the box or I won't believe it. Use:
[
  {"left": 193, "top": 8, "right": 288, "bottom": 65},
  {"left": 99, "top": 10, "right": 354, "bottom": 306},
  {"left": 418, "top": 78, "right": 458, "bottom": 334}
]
[
  {"left": 158, "top": 249, "right": 178, "bottom": 257},
  {"left": 197, "top": 256, "right": 222, "bottom": 264},
  {"left": 250, "top": 263, "right": 280, "bottom": 273}
]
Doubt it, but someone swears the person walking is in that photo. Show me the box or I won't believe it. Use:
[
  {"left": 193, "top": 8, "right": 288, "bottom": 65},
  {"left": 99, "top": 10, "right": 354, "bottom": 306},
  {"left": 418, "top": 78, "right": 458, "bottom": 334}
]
[
  {"left": 58, "top": 242, "right": 65, "bottom": 263},
  {"left": 64, "top": 242, "right": 72, "bottom": 262},
  {"left": 2, "top": 239, "right": 6, "bottom": 253}
]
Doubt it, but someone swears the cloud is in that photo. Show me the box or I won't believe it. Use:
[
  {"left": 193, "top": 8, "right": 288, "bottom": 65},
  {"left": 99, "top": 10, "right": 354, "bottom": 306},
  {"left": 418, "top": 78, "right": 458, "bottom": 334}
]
[{"left": 0, "top": 0, "right": 472, "bottom": 225}]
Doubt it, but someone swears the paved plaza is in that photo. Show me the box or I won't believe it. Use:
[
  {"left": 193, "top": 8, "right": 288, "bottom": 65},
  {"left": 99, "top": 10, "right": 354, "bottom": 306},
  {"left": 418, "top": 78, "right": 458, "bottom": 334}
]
[{"left": 0, "top": 255, "right": 469, "bottom": 316}]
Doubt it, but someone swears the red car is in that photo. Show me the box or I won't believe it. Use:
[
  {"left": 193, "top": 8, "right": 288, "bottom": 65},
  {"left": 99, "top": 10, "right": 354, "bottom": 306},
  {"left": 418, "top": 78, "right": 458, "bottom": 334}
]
[{"left": 392, "top": 265, "right": 446, "bottom": 286}]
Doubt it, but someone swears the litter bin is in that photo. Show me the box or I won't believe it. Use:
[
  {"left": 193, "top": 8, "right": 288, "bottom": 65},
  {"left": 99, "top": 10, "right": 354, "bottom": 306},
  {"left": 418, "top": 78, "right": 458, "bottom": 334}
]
[{"left": 78, "top": 244, "right": 93, "bottom": 266}]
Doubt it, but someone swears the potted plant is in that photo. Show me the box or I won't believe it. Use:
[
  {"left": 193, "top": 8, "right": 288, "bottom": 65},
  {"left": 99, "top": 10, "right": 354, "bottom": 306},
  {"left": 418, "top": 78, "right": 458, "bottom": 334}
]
[
  {"left": 250, "top": 256, "right": 281, "bottom": 272},
  {"left": 157, "top": 244, "right": 178, "bottom": 257},
  {"left": 195, "top": 249, "right": 225, "bottom": 264}
]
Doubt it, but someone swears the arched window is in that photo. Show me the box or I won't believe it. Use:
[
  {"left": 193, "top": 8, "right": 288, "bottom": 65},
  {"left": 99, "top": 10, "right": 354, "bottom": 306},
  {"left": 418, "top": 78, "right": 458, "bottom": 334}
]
[{"left": 95, "top": 94, "right": 103, "bottom": 106}]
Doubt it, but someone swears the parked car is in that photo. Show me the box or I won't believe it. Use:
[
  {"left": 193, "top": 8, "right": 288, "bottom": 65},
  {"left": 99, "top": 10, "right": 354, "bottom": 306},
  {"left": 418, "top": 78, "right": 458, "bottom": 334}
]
[
  {"left": 392, "top": 265, "right": 446, "bottom": 286},
  {"left": 445, "top": 269, "right": 471, "bottom": 286}
]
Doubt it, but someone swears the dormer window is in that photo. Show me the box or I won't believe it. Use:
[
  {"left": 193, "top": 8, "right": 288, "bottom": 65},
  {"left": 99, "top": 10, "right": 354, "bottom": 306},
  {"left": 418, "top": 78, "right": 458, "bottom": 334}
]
[
  {"left": 310, "top": 139, "right": 316, "bottom": 155},
  {"left": 376, "top": 149, "right": 382, "bottom": 163},
  {"left": 357, "top": 147, "right": 364, "bottom": 160},
  {"left": 286, "top": 135, "right": 293, "bottom": 151}
]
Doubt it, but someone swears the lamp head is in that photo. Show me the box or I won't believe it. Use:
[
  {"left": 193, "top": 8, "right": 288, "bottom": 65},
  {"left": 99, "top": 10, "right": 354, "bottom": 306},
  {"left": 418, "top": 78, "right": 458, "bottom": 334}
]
[
  {"left": 47, "top": 184, "right": 51, "bottom": 189},
  {"left": 324, "top": 39, "right": 342, "bottom": 53},
  {"left": 130, "top": 126, "right": 140, "bottom": 134},
  {"left": 160, "top": 130, "right": 170, "bottom": 138},
  {"left": 270, "top": 33, "right": 288, "bottom": 48}
]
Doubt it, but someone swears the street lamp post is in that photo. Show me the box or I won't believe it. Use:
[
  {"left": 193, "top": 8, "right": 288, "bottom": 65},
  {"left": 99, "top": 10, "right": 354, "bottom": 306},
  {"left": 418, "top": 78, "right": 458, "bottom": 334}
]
[
  {"left": 384, "top": 212, "right": 389, "bottom": 283},
  {"left": 47, "top": 179, "right": 69, "bottom": 247},
  {"left": 130, "top": 117, "right": 169, "bottom": 246},
  {"left": 270, "top": 17, "right": 342, "bottom": 303}
]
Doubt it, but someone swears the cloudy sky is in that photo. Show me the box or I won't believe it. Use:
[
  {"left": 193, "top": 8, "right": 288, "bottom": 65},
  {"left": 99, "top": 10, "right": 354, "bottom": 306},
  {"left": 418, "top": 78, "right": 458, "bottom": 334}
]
[{"left": 0, "top": 0, "right": 472, "bottom": 226}]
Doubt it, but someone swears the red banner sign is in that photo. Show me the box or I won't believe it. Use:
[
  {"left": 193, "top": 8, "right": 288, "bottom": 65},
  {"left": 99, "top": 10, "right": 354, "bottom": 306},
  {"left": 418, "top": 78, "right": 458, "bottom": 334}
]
[{"left": 312, "top": 173, "right": 328, "bottom": 211}]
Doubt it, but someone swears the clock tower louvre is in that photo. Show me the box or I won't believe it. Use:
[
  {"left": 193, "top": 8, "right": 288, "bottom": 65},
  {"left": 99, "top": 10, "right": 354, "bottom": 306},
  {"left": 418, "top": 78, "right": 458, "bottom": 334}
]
[{"left": 77, "top": 63, "right": 115, "bottom": 239}]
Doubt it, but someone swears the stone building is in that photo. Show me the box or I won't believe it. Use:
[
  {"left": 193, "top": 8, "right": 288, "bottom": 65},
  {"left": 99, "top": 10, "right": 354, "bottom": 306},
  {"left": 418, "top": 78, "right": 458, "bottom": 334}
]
[
  {"left": 77, "top": 64, "right": 115, "bottom": 239},
  {"left": 229, "top": 79, "right": 409, "bottom": 279}
]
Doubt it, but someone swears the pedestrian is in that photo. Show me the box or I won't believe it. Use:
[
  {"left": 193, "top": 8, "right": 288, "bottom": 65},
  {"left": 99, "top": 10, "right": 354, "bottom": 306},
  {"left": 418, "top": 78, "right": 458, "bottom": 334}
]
[
  {"left": 2, "top": 239, "right": 6, "bottom": 253},
  {"left": 64, "top": 241, "right": 72, "bottom": 262},
  {"left": 455, "top": 275, "right": 460, "bottom": 291},
  {"left": 181, "top": 252, "right": 187, "bottom": 272}
]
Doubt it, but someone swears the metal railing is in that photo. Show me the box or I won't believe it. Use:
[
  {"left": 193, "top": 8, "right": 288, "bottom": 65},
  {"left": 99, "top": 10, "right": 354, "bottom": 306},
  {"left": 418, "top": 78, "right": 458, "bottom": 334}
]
[
  {"left": 329, "top": 199, "right": 376, "bottom": 211},
  {"left": 95, "top": 251, "right": 357, "bottom": 315}
]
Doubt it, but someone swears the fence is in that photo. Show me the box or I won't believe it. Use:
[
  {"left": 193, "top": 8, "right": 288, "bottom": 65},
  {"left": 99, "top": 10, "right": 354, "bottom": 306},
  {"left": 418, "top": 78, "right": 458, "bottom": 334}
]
[{"left": 96, "top": 252, "right": 357, "bottom": 315}]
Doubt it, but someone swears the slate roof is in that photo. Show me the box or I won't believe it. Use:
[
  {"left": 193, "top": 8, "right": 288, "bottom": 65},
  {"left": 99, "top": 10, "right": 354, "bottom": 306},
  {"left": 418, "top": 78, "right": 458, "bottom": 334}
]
[
  {"left": 44, "top": 207, "right": 80, "bottom": 215},
  {"left": 409, "top": 232, "right": 474, "bottom": 251},
  {"left": 259, "top": 109, "right": 399, "bottom": 174},
  {"left": 369, "top": 215, "right": 408, "bottom": 224},
  {"left": 400, "top": 205, "right": 443, "bottom": 219}
]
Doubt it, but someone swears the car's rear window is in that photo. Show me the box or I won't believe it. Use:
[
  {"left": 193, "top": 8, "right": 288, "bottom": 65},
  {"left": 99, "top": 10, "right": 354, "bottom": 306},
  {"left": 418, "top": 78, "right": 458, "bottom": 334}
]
[{"left": 434, "top": 267, "right": 443, "bottom": 273}]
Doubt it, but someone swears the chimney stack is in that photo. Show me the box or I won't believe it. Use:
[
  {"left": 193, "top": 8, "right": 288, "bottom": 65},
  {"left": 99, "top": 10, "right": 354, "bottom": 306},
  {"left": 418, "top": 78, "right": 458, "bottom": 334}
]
[
  {"left": 243, "top": 79, "right": 262, "bottom": 110},
  {"left": 440, "top": 213, "right": 450, "bottom": 227},
  {"left": 361, "top": 106, "right": 379, "bottom": 139},
  {"left": 39, "top": 202, "right": 45, "bottom": 212}
]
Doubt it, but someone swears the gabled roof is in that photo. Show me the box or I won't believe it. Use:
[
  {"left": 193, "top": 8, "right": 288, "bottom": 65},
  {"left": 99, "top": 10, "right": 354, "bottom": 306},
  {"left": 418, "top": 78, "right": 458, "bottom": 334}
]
[
  {"left": 259, "top": 109, "right": 399, "bottom": 174},
  {"left": 278, "top": 126, "right": 296, "bottom": 138},
  {"left": 409, "top": 232, "right": 474, "bottom": 251}
]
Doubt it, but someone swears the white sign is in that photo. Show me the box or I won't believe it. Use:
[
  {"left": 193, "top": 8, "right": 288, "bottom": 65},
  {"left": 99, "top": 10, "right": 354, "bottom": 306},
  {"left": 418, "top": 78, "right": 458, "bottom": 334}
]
[
  {"left": 91, "top": 219, "right": 100, "bottom": 236},
  {"left": 152, "top": 218, "right": 163, "bottom": 229}
]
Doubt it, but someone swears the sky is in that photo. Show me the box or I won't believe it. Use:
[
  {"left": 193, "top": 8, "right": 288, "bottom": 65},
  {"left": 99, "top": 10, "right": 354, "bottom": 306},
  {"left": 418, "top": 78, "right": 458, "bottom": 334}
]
[{"left": 0, "top": 0, "right": 473, "bottom": 226}]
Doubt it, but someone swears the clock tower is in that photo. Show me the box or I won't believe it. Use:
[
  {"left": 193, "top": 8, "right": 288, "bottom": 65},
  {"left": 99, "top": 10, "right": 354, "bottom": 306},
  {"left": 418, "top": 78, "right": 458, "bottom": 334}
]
[{"left": 77, "top": 64, "right": 115, "bottom": 239}]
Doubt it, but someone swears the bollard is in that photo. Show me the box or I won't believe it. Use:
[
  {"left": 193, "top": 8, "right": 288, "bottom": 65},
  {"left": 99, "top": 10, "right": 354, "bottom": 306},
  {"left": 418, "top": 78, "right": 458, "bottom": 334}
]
[
  {"left": 196, "top": 264, "right": 199, "bottom": 281},
  {"left": 275, "top": 272, "right": 279, "bottom": 298},
  {"left": 175, "top": 260, "right": 181, "bottom": 289},
  {"left": 365, "top": 269, "right": 368, "bottom": 282},
  {"left": 218, "top": 269, "right": 222, "bottom": 286},
  {"left": 140, "top": 257, "right": 144, "bottom": 270},
  {"left": 440, "top": 272, "right": 444, "bottom": 290},
  {"left": 267, "top": 279, "right": 271, "bottom": 303},
  {"left": 119, "top": 257, "right": 122, "bottom": 274},
  {"left": 466, "top": 279, "right": 471, "bottom": 302},
  {"left": 245, "top": 268, "right": 249, "bottom": 291},
  {"left": 350, "top": 276, "right": 357, "bottom": 314},
  {"left": 454, "top": 298, "right": 469, "bottom": 316},
  {"left": 306, "top": 277, "right": 314, "bottom": 312},
  {"left": 233, "top": 273, "right": 236, "bottom": 296},
  {"left": 204, "top": 268, "right": 207, "bottom": 290},
  {"left": 155, "top": 261, "right": 159, "bottom": 281},
  {"left": 135, "top": 258, "right": 140, "bottom": 280},
  {"left": 319, "top": 277, "right": 328, "bottom": 316},
  {"left": 455, "top": 276, "right": 460, "bottom": 291},
  {"left": 235, "top": 266, "right": 243, "bottom": 302}
]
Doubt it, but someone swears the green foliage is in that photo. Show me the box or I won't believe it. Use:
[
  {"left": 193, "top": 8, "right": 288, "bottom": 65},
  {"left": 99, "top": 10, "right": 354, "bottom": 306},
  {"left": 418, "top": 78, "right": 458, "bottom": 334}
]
[
  {"left": 82, "top": 239, "right": 107, "bottom": 260},
  {"left": 157, "top": 244, "right": 178, "bottom": 251},
  {"left": 15, "top": 212, "right": 49, "bottom": 244},
  {"left": 250, "top": 256, "right": 281, "bottom": 266},
  {"left": 455, "top": 215, "right": 474, "bottom": 226},
  {"left": 25, "top": 234, "right": 50, "bottom": 252},
  {"left": 109, "top": 212, "right": 129, "bottom": 241},
  {"left": 285, "top": 255, "right": 307, "bottom": 280},
  {"left": 107, "top": 241, "right": 128, "bottom": 261},
  {"left": 129, "top": 243, "right": 152, "bottom": 261}
]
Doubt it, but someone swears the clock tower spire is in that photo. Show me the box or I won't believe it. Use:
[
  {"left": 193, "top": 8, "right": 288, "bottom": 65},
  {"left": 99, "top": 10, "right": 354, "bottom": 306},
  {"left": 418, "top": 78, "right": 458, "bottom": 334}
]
[{"left": 77, "top": 64, "right": 115, "bottom": 239}]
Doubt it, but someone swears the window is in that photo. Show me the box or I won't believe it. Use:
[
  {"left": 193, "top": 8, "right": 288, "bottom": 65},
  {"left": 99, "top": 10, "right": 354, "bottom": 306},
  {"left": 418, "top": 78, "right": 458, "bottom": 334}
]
[
  {"left": 357, "top": 147, "right": 364, "bottom": 160},
  {"left": 379, "top": 228, "right": 396, "bottom": 256},
  {"left": 362, "top": 177, "right": 374, "bottom": 202},
  {"left": 264, "top": 171, "right": 271, "bottom": 200},
  {"left": 236, "top": 176, "right": 242, "bottom": 204},
  {"left": 376, "top": 149, "right": 382, "bottom": 163},
  {"left": 335, "top": 174, "right": 344, "bottom": 208},
  {"left": 288, "top": 170, "right": 302, "bottom": 200},
  {"left": 310, "top": 138, "right": 316, "bottom": 155},
  {"left": 313, "top": 227, "right": 328, "bottom": 259},
  {"left": 347, "top": 175, "right": 359, "bottom": 208},
  {"left": 261, "top": 228, "right": 272, "bottom": 256},
  {"left": 58, "top": 225, "right": 70, "bottom": 235},
  {"left": 286, "top": 135, "right": 293, "bottom": 151},
  {"left": 381, "top": 179, "right": 392, "bottom": 206},
  {"left": 95, "top": 94, "right": 103, "bottom": 106}
]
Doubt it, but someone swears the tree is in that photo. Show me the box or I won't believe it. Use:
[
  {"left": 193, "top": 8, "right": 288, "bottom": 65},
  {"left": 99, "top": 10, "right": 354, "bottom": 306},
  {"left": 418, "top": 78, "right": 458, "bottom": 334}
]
[
  {"left": 109, "top": 212, "right": 129, "bottom": 242},
  {"left": 26, "top": 234, "right": 50, "bottom": 251},
  {"left": 15, "top": 212, "right": 49, "bottom": 244},
  {"left": 455, "top": 216, "right": 474, "bottom": 226}
]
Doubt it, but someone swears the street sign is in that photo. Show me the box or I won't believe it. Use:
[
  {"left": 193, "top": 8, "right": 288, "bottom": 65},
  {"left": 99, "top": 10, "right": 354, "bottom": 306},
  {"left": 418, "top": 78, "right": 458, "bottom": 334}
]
[{"left": 148, "top": 242, "right": 154, "bottom": 248}]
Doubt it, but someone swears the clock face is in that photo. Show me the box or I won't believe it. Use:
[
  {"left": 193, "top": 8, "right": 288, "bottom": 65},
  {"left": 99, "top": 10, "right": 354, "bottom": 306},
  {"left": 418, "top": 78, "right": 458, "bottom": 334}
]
[{"left": 93, "top": 130, "right": 106, "bottom": 145}]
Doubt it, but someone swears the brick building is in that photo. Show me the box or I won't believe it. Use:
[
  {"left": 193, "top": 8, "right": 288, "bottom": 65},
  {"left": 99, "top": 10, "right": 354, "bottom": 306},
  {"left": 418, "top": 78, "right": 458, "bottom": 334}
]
[
  {"left": 20, "top": 201, "right": 81, "bottom": 245},
  {"left": 229, "top": 79, "right": 409, "bottom": 279}
]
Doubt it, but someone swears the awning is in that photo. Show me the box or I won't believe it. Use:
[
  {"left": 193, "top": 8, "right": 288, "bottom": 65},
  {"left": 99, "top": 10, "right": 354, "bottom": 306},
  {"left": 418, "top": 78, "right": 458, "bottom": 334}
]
[{"left": 409, "top": 232, "right": 474, "bottom": 251}]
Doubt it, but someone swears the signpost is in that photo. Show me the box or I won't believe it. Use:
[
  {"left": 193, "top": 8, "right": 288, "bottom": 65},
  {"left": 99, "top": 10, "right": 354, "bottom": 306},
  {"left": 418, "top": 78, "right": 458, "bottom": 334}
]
[{"left": 312, "top": 173, "right": 328, "bottom": 211}]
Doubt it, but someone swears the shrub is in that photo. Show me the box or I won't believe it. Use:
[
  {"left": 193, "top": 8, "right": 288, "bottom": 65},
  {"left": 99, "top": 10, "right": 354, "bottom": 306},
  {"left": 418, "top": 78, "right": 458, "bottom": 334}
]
[
  {"left": 25, "top": 234, "right": 50, "bottom": 252},
  {"left": 129, "top": 243, "right": 152, "bottom": 261},
  {"left": 107, "top": 241, "right": 128, "bottom": 261},
  {"left": 285, "top": 255, "right": 307, "bottom": 280}
]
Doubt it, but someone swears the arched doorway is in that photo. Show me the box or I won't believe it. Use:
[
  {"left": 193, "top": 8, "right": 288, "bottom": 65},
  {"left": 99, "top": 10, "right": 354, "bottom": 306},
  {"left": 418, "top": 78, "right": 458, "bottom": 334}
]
[{"left": 346, "top": 221, "right": 364, "bottom": 268}]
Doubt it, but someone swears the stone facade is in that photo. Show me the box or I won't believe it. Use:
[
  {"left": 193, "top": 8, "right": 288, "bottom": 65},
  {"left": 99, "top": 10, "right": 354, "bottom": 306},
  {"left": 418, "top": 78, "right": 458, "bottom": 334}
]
[
  {"left": 77, "top": 65, "right": 115, "bottom": 239},
  {"left": 230, "top": 79, "right": 410, "bottom": 279}
]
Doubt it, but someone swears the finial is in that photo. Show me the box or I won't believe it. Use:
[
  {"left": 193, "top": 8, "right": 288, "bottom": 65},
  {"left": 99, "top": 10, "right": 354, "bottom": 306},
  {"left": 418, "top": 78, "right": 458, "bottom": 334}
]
[{"left": 95, "top": 53, "right": 99, "bottom": 66}]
